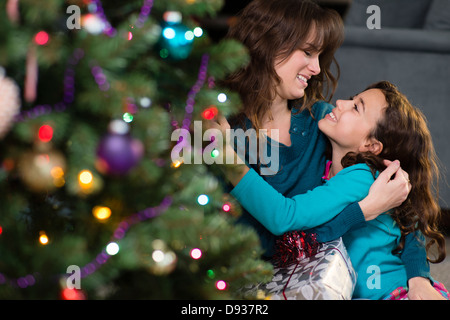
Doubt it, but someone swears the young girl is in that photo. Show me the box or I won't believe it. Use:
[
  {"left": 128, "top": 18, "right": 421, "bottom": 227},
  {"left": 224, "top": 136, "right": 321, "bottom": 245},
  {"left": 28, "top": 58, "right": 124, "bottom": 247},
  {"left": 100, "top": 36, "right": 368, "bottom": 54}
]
[
  {"left": 221, "top": 81, "right": 447, "bottom": 299},
  {"left": 222, "top": 0, "right": 433, "bottom": 298}
]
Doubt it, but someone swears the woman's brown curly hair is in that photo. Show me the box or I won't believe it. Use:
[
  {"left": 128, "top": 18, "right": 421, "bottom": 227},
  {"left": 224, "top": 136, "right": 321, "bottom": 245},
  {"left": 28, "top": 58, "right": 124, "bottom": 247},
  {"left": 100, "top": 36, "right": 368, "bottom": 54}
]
[
  {"left": 342, "top": 81, "right": 446, "bottom": 263},
  {"left": 224, "top": 0, "right": 344, "bottom": 132}
]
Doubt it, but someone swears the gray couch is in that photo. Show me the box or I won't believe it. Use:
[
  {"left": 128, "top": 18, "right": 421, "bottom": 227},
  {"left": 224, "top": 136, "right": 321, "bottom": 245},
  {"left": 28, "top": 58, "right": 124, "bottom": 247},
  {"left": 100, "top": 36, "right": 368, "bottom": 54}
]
[{"left": 333, "top": 0, "right": 450, "bottom": 208}]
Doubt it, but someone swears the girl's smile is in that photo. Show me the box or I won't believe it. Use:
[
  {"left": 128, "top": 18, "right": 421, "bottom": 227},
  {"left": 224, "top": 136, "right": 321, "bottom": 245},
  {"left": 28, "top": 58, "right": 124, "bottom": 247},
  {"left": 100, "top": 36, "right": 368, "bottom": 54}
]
[
  {"left": 319, "top": 88, "right": 387, "bottom": 155},
  {"left": 324, "top": 109, "right": 337, "bottom": 122}
]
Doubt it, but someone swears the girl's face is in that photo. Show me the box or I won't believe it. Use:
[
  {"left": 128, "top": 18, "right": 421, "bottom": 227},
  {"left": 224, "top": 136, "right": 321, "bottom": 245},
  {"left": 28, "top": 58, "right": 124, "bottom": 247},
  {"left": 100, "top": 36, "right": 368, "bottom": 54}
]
[
  {"left": 273, "top": 33, "right": 321, "bottom": 102},
  {"left": 318, "top": 88, "right": 387, "bottom": 154}
]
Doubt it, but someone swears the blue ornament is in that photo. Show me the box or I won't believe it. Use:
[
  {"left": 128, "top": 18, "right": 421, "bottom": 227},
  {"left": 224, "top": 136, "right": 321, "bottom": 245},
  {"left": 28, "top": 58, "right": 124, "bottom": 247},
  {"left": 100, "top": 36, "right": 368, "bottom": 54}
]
[{"left": 158, "top": 21, "right": 194, "bottom": 60}]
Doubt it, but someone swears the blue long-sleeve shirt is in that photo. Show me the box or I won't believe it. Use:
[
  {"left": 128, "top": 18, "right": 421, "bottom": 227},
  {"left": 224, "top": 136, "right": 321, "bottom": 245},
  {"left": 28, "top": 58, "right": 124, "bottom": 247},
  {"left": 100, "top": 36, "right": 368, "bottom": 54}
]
[
  {"left": 230, "top": 101, "right": 429, "bottom": 282},
  {"left": 231, "top": 164, "right": 428, "bottom": 299},
  {"left": 231, "top": 102, "right": 365, "bottom": 256}
]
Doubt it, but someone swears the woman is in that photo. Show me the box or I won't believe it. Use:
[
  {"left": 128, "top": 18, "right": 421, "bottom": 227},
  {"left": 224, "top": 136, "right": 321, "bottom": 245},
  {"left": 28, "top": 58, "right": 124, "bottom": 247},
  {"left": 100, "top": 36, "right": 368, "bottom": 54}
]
[{"left": 220, "top": 0, "right": 436, "bottom": 298}]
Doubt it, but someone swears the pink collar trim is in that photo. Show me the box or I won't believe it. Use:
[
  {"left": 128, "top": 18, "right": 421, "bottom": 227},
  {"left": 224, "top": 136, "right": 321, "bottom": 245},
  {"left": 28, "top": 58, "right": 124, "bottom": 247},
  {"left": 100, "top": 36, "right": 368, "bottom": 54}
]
[{"left": 322, "top": 160, "right": 332, "bottom": 181}]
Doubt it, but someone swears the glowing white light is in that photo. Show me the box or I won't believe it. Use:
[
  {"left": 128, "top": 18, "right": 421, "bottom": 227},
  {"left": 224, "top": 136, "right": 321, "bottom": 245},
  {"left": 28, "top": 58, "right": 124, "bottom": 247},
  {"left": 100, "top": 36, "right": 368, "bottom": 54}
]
[
  {"left": 216, "top": 280, "right": 227, "bottom": 290},
  {"left": 106, "top": 242, "right": 120, "bottom": 255},
  {"left": 217, "top": 93, "right": 227, "bottom": 103},
  {"left": 140, "top": 97, "right": 152, "bottom": 108},
  {"left": 163, "top": 11, "right": 182, "bottom": 24},
  {"left": 190, "top": 248, "right": 202, "bottom": 260},
  {"left": 82, "top": 14, "right": 106, "bottom": 35},
  {"left": 193, "top": 27, "right": 203, "bottom": 37},
  {"left": 108, "top": 119, "right": 129, "bottom": 135},
  {"left": 152, "top": 249, "right": 165, "bottom": 262},
  {"left": 163, "top": 27, "right": 176, "bottom": 40},
  {"left": 197, "top": 194, "right": 209, "bottom": 206},
  {"left": 185, "top": 30, "right": 194, "bottom": 41}
]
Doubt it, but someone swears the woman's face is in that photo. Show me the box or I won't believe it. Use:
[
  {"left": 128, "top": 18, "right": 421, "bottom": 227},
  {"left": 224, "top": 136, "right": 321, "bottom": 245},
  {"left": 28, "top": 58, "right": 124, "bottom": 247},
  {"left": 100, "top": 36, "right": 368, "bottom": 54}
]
[
  {"left": 273, "top": 31, "right": 321, "bottom": 102},
  {"left": 318, "top": 88, "right": 387, "bottom": 154}
]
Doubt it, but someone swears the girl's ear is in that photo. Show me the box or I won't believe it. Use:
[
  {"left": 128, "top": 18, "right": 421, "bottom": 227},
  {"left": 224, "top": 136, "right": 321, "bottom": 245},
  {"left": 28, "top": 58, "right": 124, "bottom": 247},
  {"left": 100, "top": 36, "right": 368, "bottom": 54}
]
[{"left": 359, "top": 138, "right": 383, "bottom": 155}]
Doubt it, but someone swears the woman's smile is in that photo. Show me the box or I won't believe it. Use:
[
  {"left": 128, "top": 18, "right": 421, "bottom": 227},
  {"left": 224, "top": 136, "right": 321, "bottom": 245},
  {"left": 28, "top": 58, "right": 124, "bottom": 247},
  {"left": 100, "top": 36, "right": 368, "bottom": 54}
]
[{"left": 296, "top": 74, "right": 309, "bottom": 87}]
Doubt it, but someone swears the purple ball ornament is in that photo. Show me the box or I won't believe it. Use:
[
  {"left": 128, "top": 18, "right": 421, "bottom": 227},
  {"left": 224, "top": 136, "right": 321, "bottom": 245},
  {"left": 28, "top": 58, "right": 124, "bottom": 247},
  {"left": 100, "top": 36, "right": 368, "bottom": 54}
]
[{"left": 96, "top": 133, "right": 144, "bottom": 175}]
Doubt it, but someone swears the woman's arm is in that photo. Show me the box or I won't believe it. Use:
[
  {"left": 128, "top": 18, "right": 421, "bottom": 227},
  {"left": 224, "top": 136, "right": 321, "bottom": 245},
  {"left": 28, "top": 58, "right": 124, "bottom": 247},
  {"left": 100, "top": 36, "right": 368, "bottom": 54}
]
[
  {"left": 358, "top": 159, "right": 411, "bottom": 221},
  {"left": 307, "top": 160, "right": 411, "bottom": 241},
  {"left": 398, "top": 232, "right": 446, "bottom": 300},
  {"left": 305, "top": 202, "right": 365, "bottom": 242},
  {"left": 401, "top": 232, "right": 430, "bottom": 280}
]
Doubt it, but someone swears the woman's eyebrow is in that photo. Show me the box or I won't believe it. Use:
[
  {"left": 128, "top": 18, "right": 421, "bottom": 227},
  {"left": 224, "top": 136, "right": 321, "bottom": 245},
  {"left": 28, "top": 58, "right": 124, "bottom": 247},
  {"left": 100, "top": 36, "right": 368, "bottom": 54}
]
[
  {"left": 304, "top": 42, "right": 321, "bottom": 52},
  {"left": 358, "top": 97, "right": 366, "bottom": 113}
]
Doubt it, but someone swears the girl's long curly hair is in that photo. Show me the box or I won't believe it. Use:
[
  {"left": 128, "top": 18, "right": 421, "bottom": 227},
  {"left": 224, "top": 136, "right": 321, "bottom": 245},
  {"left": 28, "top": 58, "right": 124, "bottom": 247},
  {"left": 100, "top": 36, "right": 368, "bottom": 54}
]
[
  {"left": 224, "top": 0, "right": 344, "bottom": 132},
  {"left": 342, "top": 81, "right": 446, "bottom": 263}
]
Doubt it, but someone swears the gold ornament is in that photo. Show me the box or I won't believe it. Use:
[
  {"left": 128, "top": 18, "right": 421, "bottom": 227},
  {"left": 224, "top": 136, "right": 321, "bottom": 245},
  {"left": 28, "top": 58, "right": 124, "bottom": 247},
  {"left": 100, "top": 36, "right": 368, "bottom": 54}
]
[
  {"left": 18, "top": 149, "right": 66, "bottom": 192},
  {"left": 141, "top": 239, "right": 177, "bottom": 276}
]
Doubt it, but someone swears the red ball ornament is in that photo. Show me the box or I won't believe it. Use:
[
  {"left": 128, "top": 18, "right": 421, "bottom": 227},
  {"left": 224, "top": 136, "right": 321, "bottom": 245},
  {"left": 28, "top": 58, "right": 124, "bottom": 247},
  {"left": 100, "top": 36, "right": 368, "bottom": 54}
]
[
  {"left": 201, "top": 106, "right": 218, "bottom": 120},
  {"left": 61, "top": 288, "right": 86, "bottom": 300},
  {"left": 34, "top": 31, "right": 49, "bottom": 45},
  {"left": 38, "top": 124, "right": 53, "bottom": 142}
]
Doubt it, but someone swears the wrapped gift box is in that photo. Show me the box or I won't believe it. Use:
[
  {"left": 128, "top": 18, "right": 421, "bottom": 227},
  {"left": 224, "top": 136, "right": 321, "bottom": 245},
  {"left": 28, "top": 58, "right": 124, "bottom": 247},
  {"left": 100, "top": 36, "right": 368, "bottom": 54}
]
[{"left": 242, "top": 237, "right": 357, "bottom": 300}]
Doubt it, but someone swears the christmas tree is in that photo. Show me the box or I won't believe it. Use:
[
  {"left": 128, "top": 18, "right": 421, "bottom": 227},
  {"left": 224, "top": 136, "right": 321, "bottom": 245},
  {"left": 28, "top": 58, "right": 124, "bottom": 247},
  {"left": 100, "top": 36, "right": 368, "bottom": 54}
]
[{"left": 0, "top": 0, "right": 272, "bottom": 299}]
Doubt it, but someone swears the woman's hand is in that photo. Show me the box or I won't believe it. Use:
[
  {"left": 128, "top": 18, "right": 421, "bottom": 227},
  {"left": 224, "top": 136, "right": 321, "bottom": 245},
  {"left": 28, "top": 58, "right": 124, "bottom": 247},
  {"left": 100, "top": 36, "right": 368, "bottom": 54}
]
[
  {"left": 408, "top": 277, "right": 446, "bottom": 300},
  {"left": 358, "top": 159, "right": 411, "bottom": 221},
  {"left": 203, "top": 115, "right": 249, "bottom": 186}
]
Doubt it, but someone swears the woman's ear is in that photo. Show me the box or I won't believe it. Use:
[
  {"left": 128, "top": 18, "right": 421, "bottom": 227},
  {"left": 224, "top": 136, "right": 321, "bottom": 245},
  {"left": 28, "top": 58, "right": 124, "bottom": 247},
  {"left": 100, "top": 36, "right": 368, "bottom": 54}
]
[{"left": 359, "top": 138, "right": 383, "bottom": 155}]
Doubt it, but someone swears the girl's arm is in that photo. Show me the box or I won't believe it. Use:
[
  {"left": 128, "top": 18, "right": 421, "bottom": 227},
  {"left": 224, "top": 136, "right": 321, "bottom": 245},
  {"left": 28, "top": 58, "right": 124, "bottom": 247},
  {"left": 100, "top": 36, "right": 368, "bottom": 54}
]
[
  {"left": 230, "top": 164, "right": 374, "bottom": 235},
  {"left": 223, "top": 159, "right": 409, "bottom": 223},
  {"left": 208, "top": 115, "right": 410, "bottom": 223}
]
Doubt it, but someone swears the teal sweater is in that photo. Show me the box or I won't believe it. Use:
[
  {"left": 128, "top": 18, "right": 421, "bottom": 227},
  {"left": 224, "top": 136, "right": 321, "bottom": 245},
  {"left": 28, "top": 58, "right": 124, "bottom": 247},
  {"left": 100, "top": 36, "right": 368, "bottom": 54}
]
[
  {"left": 231, "top": 102, "right": 364, "bottom": 257},
  {"left": 230, "top": 101, "right": 429, "bottom": 292},
  {"left": 231, "top": 164, "right": 422, "bottom": 299}
]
